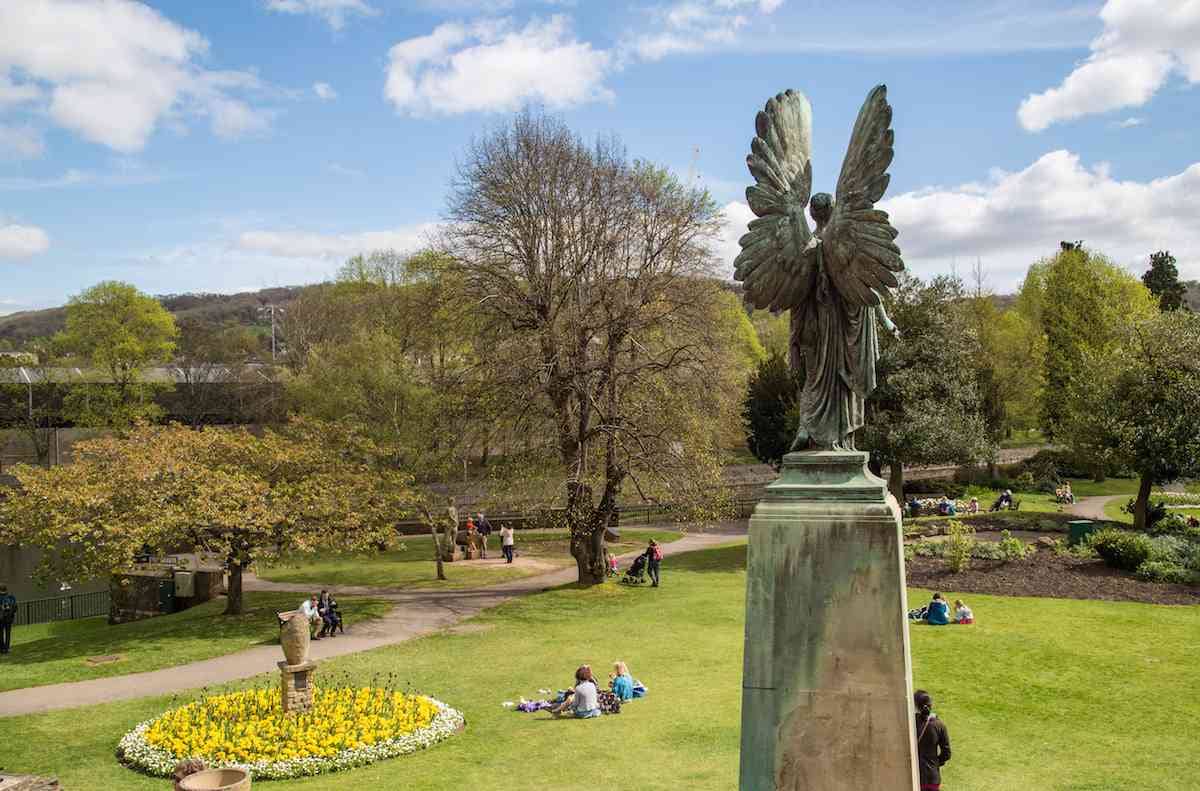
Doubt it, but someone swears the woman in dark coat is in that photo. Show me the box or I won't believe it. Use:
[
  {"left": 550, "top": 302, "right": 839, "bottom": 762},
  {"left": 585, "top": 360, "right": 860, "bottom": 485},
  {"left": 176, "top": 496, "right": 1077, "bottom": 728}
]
[{"left": 915, "top": 689, "right": 951, "bottom": 790}]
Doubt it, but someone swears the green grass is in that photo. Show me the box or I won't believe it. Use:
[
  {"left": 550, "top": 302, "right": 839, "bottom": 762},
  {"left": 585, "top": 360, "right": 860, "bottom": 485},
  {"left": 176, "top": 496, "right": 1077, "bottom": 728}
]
[
  {"left": 258, "top": 528, "right": 682, "bottom": 590},
  {"left": 1, "top": 592, "right": 390, "bottom": 692},
  {"left": 3, "top": 542, "right": 1198, "bottom": 790},
  {"left": 998, "top": 428, "right": 1046, "bottom": 449},
  {"left": 1104, "top": 497, "right": 1200, "bottom": 525}
]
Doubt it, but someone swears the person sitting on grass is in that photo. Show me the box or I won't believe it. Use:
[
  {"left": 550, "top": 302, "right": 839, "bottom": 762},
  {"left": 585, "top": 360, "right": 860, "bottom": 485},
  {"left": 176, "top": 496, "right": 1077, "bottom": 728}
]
[
  {"left": 953, "top": 599, "right": 974, "bottom": 625},
  {"left": 967, "top": 496, "right": 980, "bottom": 515},
  {"left": 553, "top": 665, "right": 601, "bottom": 719},
  {"left": 610, "top": 661, "right": 636, "bottom": 700},
  {"left": 990, "top": 489, "right": 1013, "bottom": 512},
  {"left": 925, "top": 593, "right": 950, "bottom": 626},
  {"left": 907, "top": 496, "right": 922, "bottom": 518}
]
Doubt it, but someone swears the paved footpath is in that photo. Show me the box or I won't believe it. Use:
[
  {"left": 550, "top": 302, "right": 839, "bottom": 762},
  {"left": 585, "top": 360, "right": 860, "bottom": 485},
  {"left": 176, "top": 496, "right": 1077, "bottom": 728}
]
[
  {"left": 0, "top": 533, "right": 739, "bottom": 718},
  {"left": 1068, "top": 495, "right": 1124, "bottom": 521}
]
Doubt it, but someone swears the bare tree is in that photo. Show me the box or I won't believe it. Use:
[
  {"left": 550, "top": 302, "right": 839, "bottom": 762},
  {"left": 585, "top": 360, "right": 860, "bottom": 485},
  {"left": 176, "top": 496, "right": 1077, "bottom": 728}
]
[{"left": 443, "top": 110, "right": 732, "bottom": 584}]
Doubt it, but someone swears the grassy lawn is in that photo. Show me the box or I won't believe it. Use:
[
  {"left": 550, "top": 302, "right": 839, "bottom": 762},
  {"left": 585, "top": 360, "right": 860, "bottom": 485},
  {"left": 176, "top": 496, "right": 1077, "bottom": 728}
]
[
  {"left": 258, "top": 528, "right": 683, "bottom": 590},
  {"left": 906, "top": 478, "right": 1140, "bottom": 527},
  {"left": 0, "top": 592, "right": 390, "bottom": 692},
  {"left": 998, "top": 428, "right": 1046, "bottom": 448},
  {"left": 1104, "top": 497, "right": 1200, "bottom": 525},
  {"left": 3, "top": 542, "right": 1199, "bottom": 790}
]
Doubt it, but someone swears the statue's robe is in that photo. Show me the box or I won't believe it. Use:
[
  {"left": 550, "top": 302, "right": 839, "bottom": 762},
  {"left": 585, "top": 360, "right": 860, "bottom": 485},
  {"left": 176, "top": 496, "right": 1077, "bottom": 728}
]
[{"left": 790, "top": 247, "right": 879, "bottom": 450}]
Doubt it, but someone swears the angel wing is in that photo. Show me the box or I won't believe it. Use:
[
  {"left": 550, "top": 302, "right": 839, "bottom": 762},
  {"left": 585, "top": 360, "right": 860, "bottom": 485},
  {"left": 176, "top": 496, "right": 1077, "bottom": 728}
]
[
  {"left": 733, "top": 89, "right": 819, "bottom": 312},
  {"left": 821, "top": 84, "right": 904, "bottom": 307}
]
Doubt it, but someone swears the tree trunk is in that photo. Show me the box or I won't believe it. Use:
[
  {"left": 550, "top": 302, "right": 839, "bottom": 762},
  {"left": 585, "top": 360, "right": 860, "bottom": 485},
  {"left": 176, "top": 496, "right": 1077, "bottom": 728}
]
[
  {"left": 224, "top": 559, "right": 244, "bottom": 615},
  {"left": 572, "top": 526, "right": 606, "bottom": 585},
  {"left": 887, "top": 462, "right": 905, "bottom": 504},
  {"left": 431, "top": 524, "right": 446, "bottom": 580},
  {"left": 1133, "top": 472, "right": 1153, "bottom": 532}
]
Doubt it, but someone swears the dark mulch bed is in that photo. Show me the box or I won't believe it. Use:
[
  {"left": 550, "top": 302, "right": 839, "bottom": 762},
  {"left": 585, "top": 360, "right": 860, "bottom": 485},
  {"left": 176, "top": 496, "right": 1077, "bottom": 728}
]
[{"left": 907, "top": 550, "right": 1200, "bottom": 605}]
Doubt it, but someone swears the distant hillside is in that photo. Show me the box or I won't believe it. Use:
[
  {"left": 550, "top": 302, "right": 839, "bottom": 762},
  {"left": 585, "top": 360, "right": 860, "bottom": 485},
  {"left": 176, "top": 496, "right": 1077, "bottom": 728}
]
[{"left": 0, "top": 285, "right": 313, "bottom": 346}]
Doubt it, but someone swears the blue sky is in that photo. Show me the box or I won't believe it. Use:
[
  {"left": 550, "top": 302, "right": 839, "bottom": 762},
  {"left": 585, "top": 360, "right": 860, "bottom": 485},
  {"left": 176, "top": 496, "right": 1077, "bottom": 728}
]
[{"left": 1, "top": 0, "right": 1198, "bottom": 313}]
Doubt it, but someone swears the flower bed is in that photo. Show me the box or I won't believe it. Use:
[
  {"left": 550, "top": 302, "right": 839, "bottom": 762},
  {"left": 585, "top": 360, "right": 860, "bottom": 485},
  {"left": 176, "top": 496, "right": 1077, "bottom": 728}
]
[{"left": 118, "top": 686, "right": 465, "bottom": 780}]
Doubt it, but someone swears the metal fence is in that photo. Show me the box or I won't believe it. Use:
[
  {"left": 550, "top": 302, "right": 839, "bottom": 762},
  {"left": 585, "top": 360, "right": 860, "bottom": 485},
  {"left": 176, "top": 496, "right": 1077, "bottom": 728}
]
[{"left": 14, "top": 589, "right": 110, "bottom": 626}]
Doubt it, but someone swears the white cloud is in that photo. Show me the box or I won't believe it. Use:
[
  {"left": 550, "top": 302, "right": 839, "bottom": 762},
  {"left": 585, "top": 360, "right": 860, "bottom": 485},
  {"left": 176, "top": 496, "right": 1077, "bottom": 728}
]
[
  {"left": 1116, "top": 116, "right": 1145, "bottom": 128},
  {"left": 879, "top": 150, "right": 1200, "bottom": 285},
  {"left": 628, "top": 0, "right": 781, "bottom": 60},
  {"left": 714, "top": 200, "right": 754, "bottom": 269},
  {"left": 0, "top": 74, "right": 40, "bottom": 106},
  {"left": 716, "top": 150, "right": 1200, "bottom": 288},
  {"left": 385, "top": 16, "right": 613, "bottom": 116},
  {"left": 313, "top": 81, "right": 338, "bottom": 101},
  {"left": 264, "top": 0, "right": 377, "bottom": 31},
  {"left": 237, "top": 224, "right": 438, "bottom": 259},
  {"left": 0, "top": 223, "right": 50, "bottom": 258},
  {"left": 0, "top": 0, "right": 274, "bottom": 152},
  {"left": 1018, "top": 0, "right": 1200, "bottom": 131},
  {"left": 0, "top": 124, "right": 44, "bottom": 159}
]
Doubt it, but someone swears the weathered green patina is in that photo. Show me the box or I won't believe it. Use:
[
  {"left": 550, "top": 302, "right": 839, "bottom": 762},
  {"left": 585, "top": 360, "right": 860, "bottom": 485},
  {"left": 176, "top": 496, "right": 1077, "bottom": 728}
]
[
  {"left": 740, "top": 451, "right": 917, "bottom": 790},
  {"left": 733, "top": 85, "right": 902, "bottom": 452}
]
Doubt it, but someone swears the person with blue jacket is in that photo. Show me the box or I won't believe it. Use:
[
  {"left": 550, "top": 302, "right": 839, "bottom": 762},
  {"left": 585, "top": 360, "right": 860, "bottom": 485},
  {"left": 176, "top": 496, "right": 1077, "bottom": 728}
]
[
  {"left": 610, "top": 661, "right": 635, "bottom": 700},
  {"left": 925, "top": 593, "right": 951, "bottom": 626}
]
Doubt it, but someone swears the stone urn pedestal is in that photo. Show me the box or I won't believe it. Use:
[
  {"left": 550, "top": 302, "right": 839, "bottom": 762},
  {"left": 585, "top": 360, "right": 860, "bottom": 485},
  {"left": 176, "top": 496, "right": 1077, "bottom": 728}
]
[
  {"left": 738, "top": 450, "right": 918, "bottom": 791},
  {"left": 279, "top": 660, "right": 317, "bottom": 714},
  {"left": 178, "top": 768, "right": 251, "bottom": 791}
]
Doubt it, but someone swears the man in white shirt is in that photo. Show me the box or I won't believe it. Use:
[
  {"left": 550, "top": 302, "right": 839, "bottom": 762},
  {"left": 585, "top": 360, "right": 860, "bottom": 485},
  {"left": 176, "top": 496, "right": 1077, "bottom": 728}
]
[{"left": 299, "top": 594, "right": 322, "bottom": 639}]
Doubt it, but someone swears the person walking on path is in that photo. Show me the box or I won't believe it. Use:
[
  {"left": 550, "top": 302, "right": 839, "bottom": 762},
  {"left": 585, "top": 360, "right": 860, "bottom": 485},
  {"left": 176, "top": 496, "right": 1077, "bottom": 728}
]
[
  {"left": 646, "top": 540, "right": 663, "bottom": 587},
  {"left": 476, "top": 512, "right": 493, "bottom": 559},
  {"left": 914, "top": 689, "right": 952, "bottom": 791},
  {"left": 500, "top": 525, "right": 515, "bottom": 563},
  {"left": 0, "top": 584, "right": 16, "bottom": 655}
]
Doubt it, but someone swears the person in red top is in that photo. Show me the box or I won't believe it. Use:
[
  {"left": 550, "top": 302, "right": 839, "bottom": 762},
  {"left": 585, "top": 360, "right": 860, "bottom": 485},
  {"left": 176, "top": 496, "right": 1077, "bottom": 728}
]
[{"left": 914, "top": 689, "right": 952, "bottom": 790}]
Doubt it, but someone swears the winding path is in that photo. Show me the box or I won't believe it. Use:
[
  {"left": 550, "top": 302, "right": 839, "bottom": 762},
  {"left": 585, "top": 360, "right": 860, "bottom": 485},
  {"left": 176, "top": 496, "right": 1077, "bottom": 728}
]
[
  {"left": 0, "top": 533, "right": 740, "bottom": 718},
  {"left": 1068, "top": 495, "right": 1124, "bottom": 521}
]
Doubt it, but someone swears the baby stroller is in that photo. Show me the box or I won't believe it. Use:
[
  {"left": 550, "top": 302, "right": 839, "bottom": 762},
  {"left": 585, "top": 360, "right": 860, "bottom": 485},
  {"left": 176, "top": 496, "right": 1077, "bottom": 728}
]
[{"left": 622, "top": 553, "right": 649, "bottom": 585}]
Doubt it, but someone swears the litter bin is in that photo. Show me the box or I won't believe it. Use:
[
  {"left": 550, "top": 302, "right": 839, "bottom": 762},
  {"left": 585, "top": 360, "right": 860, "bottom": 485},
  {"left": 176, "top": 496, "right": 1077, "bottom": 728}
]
[
  {"left": 156, "top": 577, "right": 176, "bottom": 614},
  {"left": 1067, "top": 520, "right": 1095, "bottom": 546}
]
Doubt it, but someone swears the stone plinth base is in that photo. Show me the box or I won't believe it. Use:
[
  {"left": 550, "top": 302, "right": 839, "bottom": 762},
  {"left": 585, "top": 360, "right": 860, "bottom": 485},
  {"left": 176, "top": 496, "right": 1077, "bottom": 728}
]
[
  {"left": 279, "top": 660, "right": 317, "bottom": 714},
  {"left": 739, "top": 450, "right": 918, "bottom": 791}
]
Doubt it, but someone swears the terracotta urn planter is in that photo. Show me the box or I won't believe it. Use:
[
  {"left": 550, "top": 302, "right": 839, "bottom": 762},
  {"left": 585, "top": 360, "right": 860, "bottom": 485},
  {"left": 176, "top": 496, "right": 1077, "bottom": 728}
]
[
  {"left": 278, "top": 610, "right": 310, "bottom": 666},
  {"left": 178, "top": 768, "right": 251, "bottom": 791}
]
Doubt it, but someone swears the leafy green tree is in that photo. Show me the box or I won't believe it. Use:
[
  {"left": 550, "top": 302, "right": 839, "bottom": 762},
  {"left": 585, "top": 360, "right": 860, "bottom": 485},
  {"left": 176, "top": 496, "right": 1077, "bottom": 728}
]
[
  {"left": 1064, "top": 311, "right": 1200, "bottom": 530},
  {"left": 55, "top": 281, "right": 178, "bottom": 427},
  {"left": 1141, "top": 250, "right": 1189, "bottom": 312},
  {"left": 444, "top": 111, "right": 738, "bottom": 584},
  {"left": 859, "top": 273, "right": 993, "bottom": 501},
  {"left": 1029, "top": 246, "right": 1156, "bottom": 439},
  {"left": 0, "top": 419, "right": 418, "bottom": 614},
  {"left": 742, "top": 350, "right": 799, "bottom": 466}
]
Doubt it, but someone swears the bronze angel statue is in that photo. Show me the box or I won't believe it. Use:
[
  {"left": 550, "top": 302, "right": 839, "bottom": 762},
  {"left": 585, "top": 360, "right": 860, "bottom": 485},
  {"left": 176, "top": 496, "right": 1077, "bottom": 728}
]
[{"left": 734, "top": 84, "right": 902, "bottom": 452}]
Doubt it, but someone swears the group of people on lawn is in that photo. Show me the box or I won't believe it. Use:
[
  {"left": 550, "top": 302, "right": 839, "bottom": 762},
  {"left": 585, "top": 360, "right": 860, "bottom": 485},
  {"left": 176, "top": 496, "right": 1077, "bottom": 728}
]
[
  {"left": 911, "top": 592, "right": 973, "bottom": 625},
  {"left": 455, "top": 510, "right": 517, "bottom": 563},
  {"left": 551, "top": 661, "right": 645, "bottom": 718}
]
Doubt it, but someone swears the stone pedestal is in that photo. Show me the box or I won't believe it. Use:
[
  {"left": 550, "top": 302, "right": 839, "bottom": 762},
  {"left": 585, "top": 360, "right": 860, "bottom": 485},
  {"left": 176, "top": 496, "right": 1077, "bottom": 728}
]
[
  {"left": 278, "top": 660, "right": 317, "bottom": 714},
  {"left": 739, "top": 451, "right": 918, "bottom": 790}
]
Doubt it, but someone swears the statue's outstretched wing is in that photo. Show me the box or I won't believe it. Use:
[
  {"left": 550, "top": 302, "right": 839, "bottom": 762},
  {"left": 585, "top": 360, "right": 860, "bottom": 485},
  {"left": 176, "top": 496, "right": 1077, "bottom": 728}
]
[
  {"left": 733, "top": 89, "right": 818, "bottom": 312},
  {"left": 822, "top": 84, "right": 904, "bottom": 307}
]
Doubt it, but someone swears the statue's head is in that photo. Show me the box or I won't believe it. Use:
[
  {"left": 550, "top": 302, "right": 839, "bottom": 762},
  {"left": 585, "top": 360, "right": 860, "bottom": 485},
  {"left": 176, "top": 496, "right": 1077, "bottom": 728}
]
[{"left": 810, "top": 192, "right": 833, "bottom": 226}]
